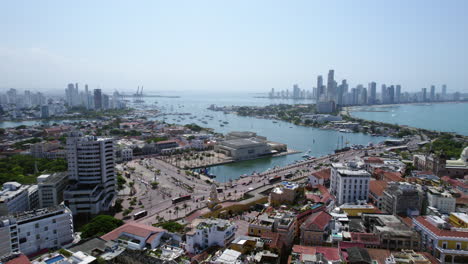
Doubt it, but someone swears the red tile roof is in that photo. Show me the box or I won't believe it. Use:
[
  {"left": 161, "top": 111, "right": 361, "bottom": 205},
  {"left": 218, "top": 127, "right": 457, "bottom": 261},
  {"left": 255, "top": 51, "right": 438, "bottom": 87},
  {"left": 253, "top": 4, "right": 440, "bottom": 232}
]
[
  {"left": 101, "top": 222, "right": 165, "bottom": 241},
  {"left": 365, "top": 157, "right": 384, "bottom": 164},
  {"left": 413, "top": 216, "right": 468, "bottom": 238},
  {"left": 374, "top": 168, "right": 403, "bottom": 182},
  {"left": 301, "top": 211, "right": 332, "bottom": 231},
  {"left": 292, "top": 245, "right": 341, "bottom": 262},
  {"left": 366, "top": 248, "right": 391, "bottom": 264},
  {"left": 369, "top": 180, "right": 388, "bottom": 196},
  {"left": 5, "top": 254, "right": 32, "bottom": 264},
  {"left": 312, "top": 168, "right": 331, "bottom": 180}
]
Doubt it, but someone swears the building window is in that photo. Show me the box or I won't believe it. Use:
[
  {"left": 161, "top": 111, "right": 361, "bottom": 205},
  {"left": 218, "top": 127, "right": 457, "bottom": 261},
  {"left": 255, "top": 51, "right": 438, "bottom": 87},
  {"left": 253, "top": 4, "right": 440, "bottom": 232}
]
[
  {"left": 442, "top": 242, "right": 447, "bottom": 249},
  {"left": 456, "top": 243, "right": 461, "bottom": 250}
]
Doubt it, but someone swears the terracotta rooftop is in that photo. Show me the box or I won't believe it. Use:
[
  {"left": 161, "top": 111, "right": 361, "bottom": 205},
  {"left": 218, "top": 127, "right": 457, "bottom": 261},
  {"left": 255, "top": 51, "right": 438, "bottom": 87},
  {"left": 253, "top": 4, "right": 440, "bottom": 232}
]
[
  {"left": 365, "top": 157, "right": 384, "bottom": 164},
  {"left": 413, "top": 216, "right": 468, "bottom": 238},
  {"left": 369, "top": 180, "right": 388, "bottom": 196},
  {"left": 101, "top": 222, "right": 165, "bottom": 241},
  {"left": 366, "top": 248, "right": 391, "bottom": 264},
  {"left": 301, "top": 211, "right": 332, "bottom": 231},
  {"left": 292, "top": 245, "right": 341, "bottom": 261},
  {"left": 312, "top": 168, "right": 331, "bottom": 180},
  {"left": 5, "top": 254, "right": 32, "bottom": 264},
  {"left": 350, "top": 232, "right": 380, "bottom": 245}
]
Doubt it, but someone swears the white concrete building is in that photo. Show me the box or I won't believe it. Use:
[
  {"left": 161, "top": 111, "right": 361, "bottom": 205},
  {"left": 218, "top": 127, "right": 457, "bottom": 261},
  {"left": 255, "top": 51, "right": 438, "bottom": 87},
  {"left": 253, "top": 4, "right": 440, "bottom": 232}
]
[
  {"left": 427, "top": 188, "right": 456, "bottom": 214},
  {"left": 100, "top": 222, "right": 166, "bottom": 250},
  {"left": 185, "top": 218, "right": 237, "bottom": 254},
  {"left": 37, "top": 172, "right": 68, "bottom": 209},
  {"left": 330, "top": 162, "right": 371, "bottom": 205},
  {"left": 0, "top": 182, "right": 30, "bottom": 216},
  {"left": 0, "top": 204, "right": 74, "bottom": 257},
  {"left": 63, "top": 132, "right": 116, "bottom": 215}
]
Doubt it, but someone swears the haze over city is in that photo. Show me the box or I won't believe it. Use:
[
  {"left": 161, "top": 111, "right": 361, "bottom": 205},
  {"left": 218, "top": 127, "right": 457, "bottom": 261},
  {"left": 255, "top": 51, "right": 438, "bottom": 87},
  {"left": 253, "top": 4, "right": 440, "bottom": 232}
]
[{"left": 1, "top": 0, "right": 468, "bottom": 93}]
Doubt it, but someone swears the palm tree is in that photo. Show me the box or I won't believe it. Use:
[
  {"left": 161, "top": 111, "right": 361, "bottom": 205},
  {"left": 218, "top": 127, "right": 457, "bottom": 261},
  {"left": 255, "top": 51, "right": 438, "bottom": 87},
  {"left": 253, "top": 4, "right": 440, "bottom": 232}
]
[{"left": 174, "top": 206, "right": 180, "bottom": 217}]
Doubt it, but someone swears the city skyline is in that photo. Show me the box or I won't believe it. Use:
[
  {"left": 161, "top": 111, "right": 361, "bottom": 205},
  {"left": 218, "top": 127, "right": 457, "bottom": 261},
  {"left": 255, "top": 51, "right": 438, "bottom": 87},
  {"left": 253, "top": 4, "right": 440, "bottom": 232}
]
[{"left": 1, "top": 0, "right": 468, "bottom": 93}]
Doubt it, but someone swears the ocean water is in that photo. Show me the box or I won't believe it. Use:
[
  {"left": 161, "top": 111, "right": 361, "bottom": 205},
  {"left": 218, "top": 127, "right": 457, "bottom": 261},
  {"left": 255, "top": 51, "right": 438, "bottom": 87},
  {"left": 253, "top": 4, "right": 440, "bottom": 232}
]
[
  {"left": 1, "top": 91, "right": 389, "bottom": 182},
  {"left": 349, "top": 102, "right": 468, "bottom": 136}
]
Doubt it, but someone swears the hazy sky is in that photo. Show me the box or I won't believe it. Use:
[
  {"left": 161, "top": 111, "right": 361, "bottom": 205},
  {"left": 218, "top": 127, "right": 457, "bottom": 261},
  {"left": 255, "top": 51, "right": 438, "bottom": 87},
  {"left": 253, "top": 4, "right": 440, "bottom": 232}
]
[{"left": 1, "top": 0, "right": 468, "bottom": 93}]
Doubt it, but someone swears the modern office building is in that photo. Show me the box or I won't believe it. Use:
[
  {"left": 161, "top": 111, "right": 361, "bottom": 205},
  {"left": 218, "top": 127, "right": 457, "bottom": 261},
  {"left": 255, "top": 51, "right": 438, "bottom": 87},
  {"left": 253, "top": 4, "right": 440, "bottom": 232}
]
[
  {"left": 0, "top": 183, "right": 30, "bottom": 216},
  {"left": 317, "top": 75, "right": 324, "bottom": 102},
  {"left": 0, "top": 204, "right": 74, "bottom": 257},
  {"left": 326, "top": 70, "right": 335, "bottom": 101},
  {"left": 395, "top": 85, "right": 401, "bottom": 103},
  {"left": 93, "top": 89, "right": 102, "bottom": 110},
  {"left": 292, "top": 84, "right": 301, "bottom": 99},
  {"left": 330, "top": 162, "right": 371, "bottom": 205},
  {"left": 63, "top": 132, "right": 116, "bottom": 215},
  {"left": 422, "top": 88, "right": 427, "bottom": 102},
  {"left": 442, "top": 84, "right": 447, "bottom": 100},
  {"left": 387, "top": 85, "right": 395, "bottom": 104},
  {"left": 37, "top": 172, "right": 68, "bottom": 209},
  {"left": 368, "top": 82, "right": 377, "bottom": 104},
  {"left": 381, "top": 84, "right": 387, "bottom": 104},
  {"left": 430, "top": 85, "right": 436, "bottom": 101}
]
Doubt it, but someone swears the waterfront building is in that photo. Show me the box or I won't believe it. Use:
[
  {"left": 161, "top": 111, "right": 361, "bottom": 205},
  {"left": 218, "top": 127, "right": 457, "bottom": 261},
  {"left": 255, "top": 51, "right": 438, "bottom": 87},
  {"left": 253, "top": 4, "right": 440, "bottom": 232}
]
[
  {"left": 93, "top": 89, "right": 102, "bottom": 110},
  {"left": 63, "top": 131, "right": 116, "bottom": 215},
  {"left": 37, "top": 172, "right": 68, "bottom": 209},
  {"left": 185, "top": 218, "right": 236, "bottom": 254},
  {"left": 293, "top": 84, "right": 301, "bottom": 99},
  {"left": 369, "top": 82, "right": 377, "bottom": 104},
  {"left": 422, "top": 88, "right": 427, "bottom": 102},
  {"left": 330, "top": 162, "right": 371, "bottom": 205},
  {"left": 388, "top": 85, "right": 395, "bottom": 104},
  {"left": 382, "top": 182, "right": 423, "bottom": 216},
  {"left": 413, "top": 215, "right": 468, "bottom": 263},
  {"left": 395, "top": 85, "right": 401, "bottom": 103},
  {"left": 430, "top": 85, "right": 436, "bottom": 101},
  {"left": 300, "top": 211, "right": 332, "bottom": 246},
  {"left": 215, "top": 136, "right": 272, "bottom": 161},
  {"left": 0, "top": 204, "right": 74, "bottom": 257},
  {"left": 317, "top": 75, "right": 324, "bottom": 103},
  {"left": 381, "top": 84, "right": 387, "bottom": 104},
  {"left": 442, "top": 84, "right": 447, "bottom": 100},
  {"left": 444, "top": 147, "right": 468, "bottom": 178},
  {"left": 327, "top": 69, "right": 336, "bottom": 102},
  {"left": 100, "top": 222, "right": 166, "bottom": 250},
  {"left": 0, "top": 182, "right": 30, "bottom": 216}
]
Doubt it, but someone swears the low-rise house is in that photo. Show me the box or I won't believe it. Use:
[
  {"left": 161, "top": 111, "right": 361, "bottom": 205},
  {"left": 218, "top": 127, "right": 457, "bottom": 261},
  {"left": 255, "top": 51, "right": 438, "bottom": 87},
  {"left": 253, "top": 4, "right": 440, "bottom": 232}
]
[
  {"left": 185, "top": 218, "right": 236, "bottom": 254},
  {"left": 300, "top": 211, "right": 332, "bottom": 246},
  {"left": 308, "top": 168, "right": 331, "bottom": 187},
  {"left": 101, "top": 222, "right": 166, "bottom": 250},
  {"left": 369, "top": 180, "right": 388, "bottom": 210}
]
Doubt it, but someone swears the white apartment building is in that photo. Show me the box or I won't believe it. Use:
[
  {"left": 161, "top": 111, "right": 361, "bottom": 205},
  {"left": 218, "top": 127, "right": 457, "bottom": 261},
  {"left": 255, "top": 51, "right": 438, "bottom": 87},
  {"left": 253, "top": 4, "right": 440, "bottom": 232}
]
[
  {"left": 0, "top": 182, "right": 30, "bottom": 216},
  {"left": 37, "top": 172, "right": 68, "bottom": 208},
  {"left": 0, "top": 204, "right": 74, "bottom": 257},
  {"left": 185, "top": 218, "right": 237, "bottom": 254},
  {"left": 64, "top": 132, "right": 116, "bottom": 215},
  {"left": 330, "top": 162, "right": 371, "bottom": 205},
  {"left": 427, "top": 187, "right": 456, "bottom": 214}
]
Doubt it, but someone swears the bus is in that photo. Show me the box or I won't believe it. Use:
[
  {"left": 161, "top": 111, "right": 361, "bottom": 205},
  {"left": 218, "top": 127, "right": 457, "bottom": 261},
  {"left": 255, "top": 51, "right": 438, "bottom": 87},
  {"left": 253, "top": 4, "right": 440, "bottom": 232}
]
[
  {"left": 133, "top": 210, "right": 148, "bottom": 220},
  {"left": 269, "top": 176, "right": 282, "bottom": 183},
  {"left": 172, "top": 195, "right": 191, "bottom": 204}
]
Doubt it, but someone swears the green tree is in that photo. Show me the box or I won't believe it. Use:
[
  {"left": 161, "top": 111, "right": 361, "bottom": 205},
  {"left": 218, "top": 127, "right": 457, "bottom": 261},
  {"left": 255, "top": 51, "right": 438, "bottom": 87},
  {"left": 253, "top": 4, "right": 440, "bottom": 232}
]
[{"left": 80, "top": 215, "right": 124, "bottom": 239}]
